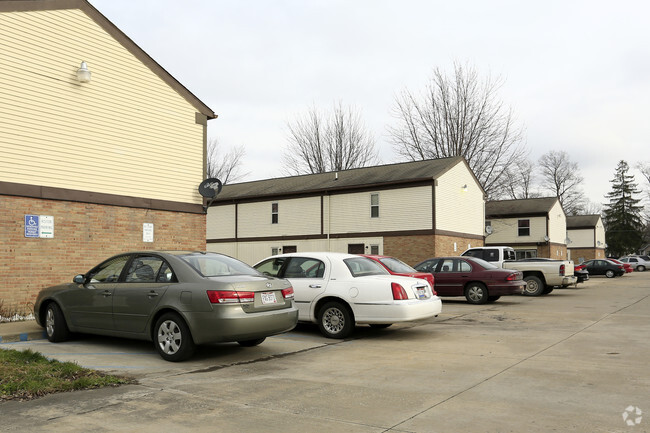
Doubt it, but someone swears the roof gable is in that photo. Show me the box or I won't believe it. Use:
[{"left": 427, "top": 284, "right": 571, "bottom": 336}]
[
  {"left": 566, "top": 214, "right": 602, "bottom": 229},
  {"left": 214, "top": 156, "right": 471, "bottom": 201},
  {"left": 0, "top": 0, "right": 216, "bottom": 119},
  {"left": 486, "top": 197, "right": 560, "bottom": 218}
]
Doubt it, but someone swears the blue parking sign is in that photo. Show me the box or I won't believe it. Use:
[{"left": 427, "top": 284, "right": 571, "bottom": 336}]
[{"left": 25, "top": 215, "right": 39, "bottom": 238}]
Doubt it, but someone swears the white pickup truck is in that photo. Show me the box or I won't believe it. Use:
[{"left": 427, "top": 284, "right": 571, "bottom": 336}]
[{"left": 461, "top": 246, "right": 577, "bottom": 296}]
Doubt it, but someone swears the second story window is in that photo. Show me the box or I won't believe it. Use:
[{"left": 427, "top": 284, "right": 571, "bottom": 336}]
[
  {"left": 518, "top": 219, "right": 530, "bottom": 236},
  {"left": 370, "top": 193, "right": 379, "bottom": 218},
  {"left": 271, "top": 202, "right": 278, "bottom": 224}
]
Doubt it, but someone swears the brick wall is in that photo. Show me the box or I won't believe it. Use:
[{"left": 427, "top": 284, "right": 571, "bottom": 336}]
[
  {"left": 384, "top": 234, "right": 483, "bottom": 266},
  {"left": 537, "top": 243, "right": 568, "bottom": 260},
  {"left": 0, "top": 195, "right": 205, "bottom": 314},
  {"left": 568, "top": 247, "right": 605, "bottom": 262}
]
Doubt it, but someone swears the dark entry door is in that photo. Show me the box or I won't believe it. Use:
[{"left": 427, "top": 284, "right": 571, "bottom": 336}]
[{"left": 347, "top": 244, "right": 365, "bottom": 254}]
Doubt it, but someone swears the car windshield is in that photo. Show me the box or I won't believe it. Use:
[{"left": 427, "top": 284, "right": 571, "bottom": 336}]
[
  {"left": 470, "top": 257, "right": 499, "bottom": 270},
  {"left": 344, "top": 257, "right": 389, "bottom": 277},
  {"left": 379, "top": 257, "right": 416, "bottom": 273},
  {"left": 179, "top": 253, "right": 259, "bottom": 277}
]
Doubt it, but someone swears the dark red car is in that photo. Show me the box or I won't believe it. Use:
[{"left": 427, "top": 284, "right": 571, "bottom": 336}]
[
  {"left": 413, "top": 256, "right": 525, "bottom": 304},
  {"left": 362, "top": 255, "right": 436, "bottom": 294}
]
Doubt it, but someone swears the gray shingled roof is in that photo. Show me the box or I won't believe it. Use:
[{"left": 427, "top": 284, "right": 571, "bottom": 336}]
[
  {"left": 212, "top": 156, "right": 470, "bottom": 202},
  {"left": 566, "top": 214, "right": 601, "bottom": 228},
  {"left": 485, "top": 197, "right": 559, "bottom": 217}
]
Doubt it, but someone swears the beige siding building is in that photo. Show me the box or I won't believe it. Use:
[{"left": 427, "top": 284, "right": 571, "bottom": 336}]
[
  {"left": 0, "top": 0, "right": 216, "bottom": 312},
  {"left": 566, "top": 215, "right": 606, "bottom": 262},
  {"left": 206, "top": 157, "right": 485, "bottom": 266},
  {"left": 485, "top": 197, "right": 569, "bottom": 259}
]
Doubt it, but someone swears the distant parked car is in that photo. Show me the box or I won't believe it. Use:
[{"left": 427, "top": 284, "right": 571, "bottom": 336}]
[
  {"left": 34, "top": 251, "right": 299, "bottom": 361},
  {"left": 253, "top": 252, "right": 442, "bottom": 338},
  {"left": 618, "top": 256, "right": 650, "bottom": 272},
  {"left": 609, "top": 259, "right": 633, "bottom": 273},
  {"left": 573, "top": 263, "right": 590, "bottom": 283},
  {"left": 413, "top": 256, "right": 526, "bottom": 304},
  {"left": 581, "top": 259, "right": 625, "bottom": 278},
  {"left": 361, "top": 255, "right": 435, "bottom": 290}
]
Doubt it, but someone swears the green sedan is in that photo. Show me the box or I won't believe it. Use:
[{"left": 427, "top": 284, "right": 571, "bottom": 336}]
[{"left": 34, "top": 251, "right": 298, "bottom": 361}]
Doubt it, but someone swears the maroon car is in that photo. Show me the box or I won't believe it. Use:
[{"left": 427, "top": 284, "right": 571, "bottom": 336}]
[
  {"left": 362, "top": 255, "right": 436, "bottom": 294},
  {"left": 413, "top": 256, "right": 525, "bottom": 304}
]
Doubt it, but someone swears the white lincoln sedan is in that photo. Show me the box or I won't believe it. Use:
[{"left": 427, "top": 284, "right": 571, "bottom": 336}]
[{"left": 254, "top": 252, "right": 442, "bottom": 338}]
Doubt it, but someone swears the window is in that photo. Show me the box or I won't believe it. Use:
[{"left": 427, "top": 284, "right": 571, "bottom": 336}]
[
  {"left": 458, "top": 260, "right": 472, "bottom": 272},
  {"left": 343, "top": 257, "right": 388, "bottom": 277},
  {"left": 370, "top": 193, "right": 379, "bottom": 218},
  {"left": 89, "top": 255, "right": 130, "bottom": 283},
  {"left": 518, "top": 219, "right": 530, "bottom": 236},
  {"left": 347, "top": 243, "right": 365, "bottom": 254},
  {"left": 283, "top": 258, "right": 325, "bottom": 279},
  {"left": 370, "top": 245, "right": 380, "bottom": 255},
  {"left": 271, "top": 247, "right": 280, "bottom": 256},
  {"left": 254, "top": 257, "right": 288, "bottom": 277},
  {"left": 125, "top": 256, "right": 170, "bottom": 283},
  {"left": 271, "top": 202, "right": 278, "bottom": 224},
  {"left": 515, "top": 249, "right": 537, "bottom": 260},
  {"left": 483, "top": 249, "right": 499, "bottom": 262}
]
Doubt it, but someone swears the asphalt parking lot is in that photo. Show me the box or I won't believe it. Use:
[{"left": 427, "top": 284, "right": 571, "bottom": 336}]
[{"left": 2, "top": 273, "right": 649, "bottom": 433}]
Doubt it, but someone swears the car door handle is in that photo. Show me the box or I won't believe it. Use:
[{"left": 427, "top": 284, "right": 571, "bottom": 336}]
[
  {"left": 101, "top": 290, "right": 112, "bottom": 297},
  {"left": 147, "top": 291, "right": 160, "bottom": 298},
  {"left": 309, "top": 284, "right": 322, "bottom": 288}
]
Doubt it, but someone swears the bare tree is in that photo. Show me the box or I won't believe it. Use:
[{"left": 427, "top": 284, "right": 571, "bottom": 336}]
[
  {"left": 388, "top": 62, "right": 526, "bottom": 198},
  {"left": 638, "top": 162, "right": 650, "bottom": 185},
  {"left": 502, "top": 159, "right": 539, "bottom": 199},
  {"left": 283, "top": 102, "right": 379, "bottom": 175},
  {"left": 538, "top": 150, "right": 586, "bottom": 215},
  {"left": 206, "top": 138, "right": 248, "bottom": 184}
]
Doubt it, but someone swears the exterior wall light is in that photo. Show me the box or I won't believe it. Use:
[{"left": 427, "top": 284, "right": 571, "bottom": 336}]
[
  {"left": 76, "top": 61, "right": 92, "bottom": 83},
  {"left": 461, "top": 184, "right": 468, "bottom": 192}
]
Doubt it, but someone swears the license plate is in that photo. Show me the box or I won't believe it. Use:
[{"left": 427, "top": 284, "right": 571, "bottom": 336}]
[
  {"left": 416, "top": 288, "right": 427, "bottom": 299},
  {"left": 261, "top": 292, "right": 278, "bottom": 304}
]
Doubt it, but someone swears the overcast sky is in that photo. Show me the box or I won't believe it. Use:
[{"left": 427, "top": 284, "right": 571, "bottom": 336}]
[{"left": 90, "top": 0, "right": 650, "bottom": 207}]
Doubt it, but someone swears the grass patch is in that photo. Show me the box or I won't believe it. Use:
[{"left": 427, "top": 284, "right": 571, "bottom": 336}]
[{"left": 0, "top": 348, "right": 135, "bottom": 402}]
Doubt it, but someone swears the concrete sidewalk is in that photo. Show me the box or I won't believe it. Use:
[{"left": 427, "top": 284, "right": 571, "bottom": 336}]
[{"left": 0, "top": 320, "right": 46, "bottom": 343}]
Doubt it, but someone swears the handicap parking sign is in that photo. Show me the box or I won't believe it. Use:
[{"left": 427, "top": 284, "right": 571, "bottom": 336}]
[{"left": 25, "top": 215, "right": 39, "bottom": 238}]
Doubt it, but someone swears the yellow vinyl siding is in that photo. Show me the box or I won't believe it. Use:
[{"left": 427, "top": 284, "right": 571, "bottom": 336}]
[
  {"left": 0, "top": 9, "right": 204, "bottom": 204},
  {"left": 547, "top": 201, "right": 567, "bottom": 244},
  {"left": 488, "top": 216, "right": 547, "bottom": 244},
  {"left": 329, "top": 186, "right": 432, "bottom": 233},
  {"left": 568, "top": 229, "right": 594, "bottom": 248},
  {"left": 435, "top": 161, "right": 484, "bottom": 236},
  {"left": 237, "top": 197, "right": 322, "bottom": 238},
  {"left": 206, "top": 205, "right": 236, "bottom": 239}
]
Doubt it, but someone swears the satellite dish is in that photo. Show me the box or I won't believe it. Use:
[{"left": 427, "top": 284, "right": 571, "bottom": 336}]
[
  {"left": 544, "top": 235, "right": 550, "bottom": 242},
  {"left": 198, "top": 178, "right": 223, "bottom": 199},
  {"left": 485, "top": 225, "right": 493, "bottom": 235}
]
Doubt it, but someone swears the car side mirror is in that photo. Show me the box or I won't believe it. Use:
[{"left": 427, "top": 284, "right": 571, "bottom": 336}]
[{"left": 73, "top": 274, "right": 86, "bottom": 284}]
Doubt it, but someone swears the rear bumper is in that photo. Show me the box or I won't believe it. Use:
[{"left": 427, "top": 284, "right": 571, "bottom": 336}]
[
  {"left": 185, "top": 305, "right": 299, "bottom": 345},
  {"left": 353, "top": 296, "right": 442, "bottom": 324},
  {"left": 560, "top": 276, "right": 578, "bottom": 286},
  {"left": 488, "top": 282, "right": 526, "bottom": 296}
]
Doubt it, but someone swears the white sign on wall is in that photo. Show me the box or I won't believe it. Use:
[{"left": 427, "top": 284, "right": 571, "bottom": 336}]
[
  {"left": 39, "top": 215, "right": 54, "bottom": 238},
  {"left": 143, "top": 223, "right": 154, "bottom": 242}
]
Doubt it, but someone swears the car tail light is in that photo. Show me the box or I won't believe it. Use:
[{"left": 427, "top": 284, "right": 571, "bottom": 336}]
[
  {"left": 207, "top": 290, "right": 255, "bottom": 304},
  {"left": 391, "top": 282, "right": 409, "bottom": 300},
  {"left": 559, "top": 264, "right": 565, "bottom": 276},
  {"left": 281, "top": 287, "right": 294, "bottom": 299},
  {"left": 505, "top": 272, "right": 519, "bottom": 281}
]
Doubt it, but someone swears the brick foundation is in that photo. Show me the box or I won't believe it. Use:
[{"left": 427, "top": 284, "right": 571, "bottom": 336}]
[
  {"left": 0, "top": 195, "right": 205, "bottom": 314},
  {"left": 384, "top": 234, "right": 483, "bottom": 267},
  {"left": 568, "top": 247, "right": 606, "bottom": 262}
]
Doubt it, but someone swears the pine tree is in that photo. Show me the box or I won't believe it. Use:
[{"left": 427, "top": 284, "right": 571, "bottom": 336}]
[{"left": 602, "top": 160, "right": 644, "bottom": 256}]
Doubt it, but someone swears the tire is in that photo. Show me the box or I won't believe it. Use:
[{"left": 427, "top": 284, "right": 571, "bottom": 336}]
[
  {"left": 154, "top": 313, "right": 196, "bottom": 362},
  {"left": 45, "top": 302, "right": 69, "bottom": 343},
  {"left": 542, "top": 287, "right": 554, "bottom": 295},
  {"left": 637, "top": 265, "right": 646, "bottom": 272},
  {"left": 605, "top": 270, "right": 615, "bottom": 278},
  {"left": 487, "top": 296, "right": 501, "bottom": 303},
  {"left": 317, "top": 301, "right": 354, "bottom": 339},
  {"left": 369, "top": 324, "right": 392, "bottom": 329},
  {"left": 238, "top": 337, "right": 266, "bottom": 347},
  {"left": 464, "top": 282, "right": 488, "bottom": 304},
  {"left": 523, "top": 276, "right": 545, "bottom": 296}
]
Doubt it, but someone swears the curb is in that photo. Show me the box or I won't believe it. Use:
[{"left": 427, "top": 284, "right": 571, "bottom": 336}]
[{"left": 0, "top": 324, "right": 47, "bottom": 344}]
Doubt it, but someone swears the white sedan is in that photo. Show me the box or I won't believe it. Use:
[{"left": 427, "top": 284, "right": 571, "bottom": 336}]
[{"left": 253, "top": 252, "right": 442, "bottom": 338}]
